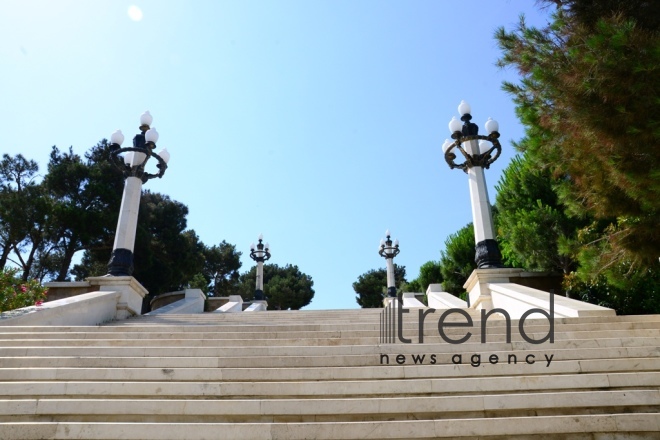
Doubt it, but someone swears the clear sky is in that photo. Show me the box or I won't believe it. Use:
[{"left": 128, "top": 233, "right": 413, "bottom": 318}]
[{"left": 0, "top": 0, "right": 551, "bottom": 310}]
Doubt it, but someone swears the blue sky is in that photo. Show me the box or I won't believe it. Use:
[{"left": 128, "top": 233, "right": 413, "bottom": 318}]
[{"left": 0, "top": 1, "right": 551, "bottom": 310}]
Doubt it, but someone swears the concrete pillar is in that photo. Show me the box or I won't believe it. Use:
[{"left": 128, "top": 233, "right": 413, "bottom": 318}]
[
  {"left": 464, "top": 139, "right": 495, "bottom": 243},
  {"left": 108, "top": 176, "right": 143, "bottom": 276},
  {"left": 385, "top": 257, "right": 396, "bottom": 297},
  {"left": 255, "top": 260, "right": 264, "bottom": 299},
  {"left": 464, "top": 139, "right": 502, "bottom": 268}
]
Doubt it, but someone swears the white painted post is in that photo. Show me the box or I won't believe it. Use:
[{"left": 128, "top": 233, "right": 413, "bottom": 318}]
[
  {"left": 113, "top": 176, "right": 143, "bottom": 252},
  {"left": 386, "top": 257, "right": 395, "bottom": 292},
  {"left": 464, "top": 139, "right": 495, "bottom": 243},
  {"left": 256, "top": 260, "right": 264, "bottom": 293}
]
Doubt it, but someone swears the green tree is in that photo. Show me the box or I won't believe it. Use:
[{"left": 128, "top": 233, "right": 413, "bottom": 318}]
[
  {"left": 407, "top": 261, "right": 444, "bottom": 294},
  {"left": 0, "top": 154, "right": 42, "bottom": 274},
  {"left": 43, "top": 143, "right": 123, "bottom": 281},
  {"left": 201, "top": 241, "right": 242, "bottom": 297},
  {"left": 495, "top": 154, "right": 586, "bottom": 274},
  {"left": 72, "top": 191, "right": 206, "bottom": 304},
  {"left": 439, "top": 225, "right": 476, "bottom": 296},
  {"left": 564, "top": 265, "right": 660, "bottom": 315},
  {"left": 237, "top": 264, "right": 314, "bottom": 310},
  {"left": 495, "top": 0, "right": 660, "bottom": 272},
  {"left": 353, "top": 265, "right": 406, "bottom": 308}
]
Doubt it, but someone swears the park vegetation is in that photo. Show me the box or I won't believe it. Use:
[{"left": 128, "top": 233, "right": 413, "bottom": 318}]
[
  {"left": 0, "top": 142, "right": 314, "bottom": 312},
  {"left": 354, "top": 0, "right": 659, "bottom": 313}
]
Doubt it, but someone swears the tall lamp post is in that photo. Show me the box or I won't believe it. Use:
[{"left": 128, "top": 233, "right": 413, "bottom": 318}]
[
  {"left": 249, "top": 234, "right": 271, "bottom": 300},
  {"left": 442, "top": 100, "right": 502, "bottom": 268},
  {"left": 379, "top": 230, "right": 400, "bottom": 298},
  {"left": 107, "top": 111, "right": 170, "bottom": 276}
]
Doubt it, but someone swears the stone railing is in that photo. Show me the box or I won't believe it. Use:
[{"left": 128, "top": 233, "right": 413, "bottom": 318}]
[
  {"left": 213, "top": 295, "right": 244, "bottom": 313},
  {"left": 145, "top": 289, "right": 206, "bottom": 315},
  {"left": 0, "top": 291, "right": 121, "bottom": 326}
]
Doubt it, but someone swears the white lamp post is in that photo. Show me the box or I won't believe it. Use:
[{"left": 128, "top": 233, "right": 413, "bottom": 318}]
[
  {"left": 249, "top": 234, "right": 271, "bottom": 300},
  {"left": 379, "top": 229, "right": 400, "bottom": 297},
  {"left": 107, "top": 111, "right": 170, "bottom": 276},
  {"left": 443, "top": 100, "right": 503, "bottom": 268}
]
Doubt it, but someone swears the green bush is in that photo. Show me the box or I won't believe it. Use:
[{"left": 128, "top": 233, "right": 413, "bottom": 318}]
[{"left": 0, "top": 268, "right": 48, "bottom": 312}]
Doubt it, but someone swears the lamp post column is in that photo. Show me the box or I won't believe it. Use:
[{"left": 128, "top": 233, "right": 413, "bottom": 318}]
[
  {"left": 108, "top": 175, "right": 143, "bottom": 275},
  {"left": 107, "top": 111, "right": 170, "bottom": 276},
  {"left": 443, "top": 100, "right": 503, "bottom": 268},
  {"left": 249, "top": 234, "right": 271, "bottom": 301},
  {"left": 464, "top": 139, "right": 498, "bottom": 266},
  {"left": 379, "top": 230, "right": 400, "bottom": 299}
]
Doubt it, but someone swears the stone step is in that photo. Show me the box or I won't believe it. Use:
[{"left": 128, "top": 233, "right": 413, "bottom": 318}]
[
  {"left": 0, "top": 413, "right": 658, "bottom": 439},
  {"left": 3, "top": 313, "right": 659, "bottom": 333},
  {"left": 2, "top": 390, "right": 659, "bottom": 423},
  {"left": 0, "top": 330, "right": 660, "bottom": 358},
  {"left": 0, "top": 329, "right": 660, "bottom": 350},
  {"left": 0, "top": 335, "right": 657, "bottom": 359},
  {"left": 0, "top": 322, "right": 657, "bottom": 345},
  {"left": 0, "top": 372, "right": 657, "bottom": 399},
  {"left": 2, "top": 320, "right": 658, "bottom": 342},
  {"left": 58, "top": 315, "right": 660, "bottom": 326},
  {"left": 0, "top": 346, "right": 656, "bottom": 370},
  {"left": 0, "top": 358, "right": 656, "bottom": 383}
]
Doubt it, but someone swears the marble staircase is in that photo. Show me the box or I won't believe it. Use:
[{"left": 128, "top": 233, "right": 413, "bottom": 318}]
[{"left": 0, "top": 309, "right": 659, "bottom": 439}]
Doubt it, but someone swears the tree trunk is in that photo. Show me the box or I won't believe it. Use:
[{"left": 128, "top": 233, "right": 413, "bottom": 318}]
[
  {"left": 56, "top": 242, "right": 78, "bottom": 282},
  {"left": 0, "top": 244, "right": 10, "bottom": 270}
]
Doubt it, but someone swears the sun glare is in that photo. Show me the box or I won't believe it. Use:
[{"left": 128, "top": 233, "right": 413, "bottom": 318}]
[{"left": 127, "top": 5, "right": 143, "bottom": 22}]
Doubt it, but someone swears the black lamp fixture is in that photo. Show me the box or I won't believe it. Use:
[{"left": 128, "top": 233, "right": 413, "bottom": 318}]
[
  {"left": 107, "top": 111, "right": 170, "bottom": 276},
  {"left": 379, "top": 229, "right": 400, "bottom": 297},
  {"left": 249, "top": 234, "right": 271, "bottom": 300},
  {"left": 442, "top": 100, "right": 503, "bottom": 269}
]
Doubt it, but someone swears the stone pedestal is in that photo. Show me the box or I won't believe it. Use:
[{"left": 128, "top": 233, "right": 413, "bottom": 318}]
[
  {"left": 87, "top": 276, "right": 148, "bottom": 320},
  {"left": 245, "top": 300, "right": 268, "bottom": 312},
  {"left": 463, "top": 268, "right": 523, "bottom": 310}
]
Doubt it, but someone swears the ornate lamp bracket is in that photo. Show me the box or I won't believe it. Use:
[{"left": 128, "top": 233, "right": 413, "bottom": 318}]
[
  {"left": 110, "top": 142, "right": 168, "bottom": 183},
  {"left": 444, "top": 133, "right": 501, "bottom": 173}
]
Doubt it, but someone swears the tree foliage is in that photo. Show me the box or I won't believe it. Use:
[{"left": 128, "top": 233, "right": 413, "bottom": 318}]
[
  {"left": 237, "top": 264, "right": 314, "bottom": 310},
  {"left": 439, "top": 225, "right": 477, "bottom": 296},
  {"left": 495, "top": 154, "right": 586, "bottom": 273},
  {"left": 406, "top": 261, "right": 443, "bottom": 294},
  {"left": 201, "top": 241, "right": 242, "bottom": 296},
  {"left": 488, "top": 0, "right": 660, "bottom": 313},
  {"left": 44, "top": 143, "right": 123, "bottom": 281},
  {"left": 2, "top": 141, "right": 246, "bottom": 311},
  {"left": 353, "top": 265, "right": 406, "bottom": 308},
  {"left": 0, "top": 154, "right": 48, "bottom": 279},
  {"left": 495, "top": 0, "right": 660, "bottom": 270}
]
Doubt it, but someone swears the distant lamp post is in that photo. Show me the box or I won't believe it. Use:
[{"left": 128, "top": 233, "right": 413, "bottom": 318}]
[
  {"left": 443, "top": 100, "right": 503, "bottom": 268},
  {"left": 379, "top": 230, "right": 400, "bottom": 297},
  {"left": 107, "top": 111, "right": 171, "bottom": 276},
  {"left": 249, "top": 234, "right": 271, "bottom": 300}
]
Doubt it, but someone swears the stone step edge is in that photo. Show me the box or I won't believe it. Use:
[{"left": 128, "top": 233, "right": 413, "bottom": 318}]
[
  {"left": 2, "top": 322, "right": 659, "bottom": 340},
  {"left": 0, "top": 358, "right": 657, "bottom": 382},
  {"left": 6, "top": 317, "right": 660, "bottom": 332},
  {"left": 3, "top": 314, "right": 659, "bottom": 331},
  {"left": 2, "top": 390, "right": 659, "bottom": 417},
  {"left": 0, "top": 337, "right": 657, "bottom": 357},
  {"left": 1, "top": 372, "right": 656, "bottom": 398},
  {"left": 0, "top": 413, "right": 658, "bottom": 439},
  {"left": 0, "top": 330, "right": 657, "bottom": 350},
  {"left": 0, "top": 347, "right": 657, "bottom": 369},
  {"left": 0, "top": 346, "right": 660, "bottom": 366}
]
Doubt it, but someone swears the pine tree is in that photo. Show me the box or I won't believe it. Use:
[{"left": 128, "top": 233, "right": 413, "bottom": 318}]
[{"left": 495, "top": 0, "right": 660, "bottom": 270}]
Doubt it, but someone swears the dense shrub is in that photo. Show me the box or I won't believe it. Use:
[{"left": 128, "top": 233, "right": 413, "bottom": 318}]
[{"left": 0, "top": 268, "right": 48, "bottom": 312}]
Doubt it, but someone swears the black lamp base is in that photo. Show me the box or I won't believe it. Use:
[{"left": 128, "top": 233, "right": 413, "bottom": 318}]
[{"left": 107, "top": 248, "right": 134, "bottom": 276}]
